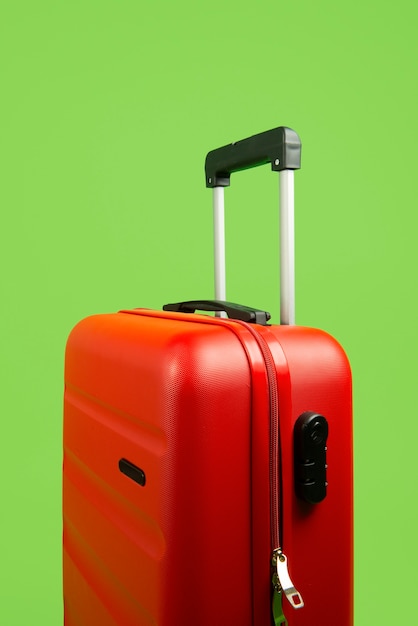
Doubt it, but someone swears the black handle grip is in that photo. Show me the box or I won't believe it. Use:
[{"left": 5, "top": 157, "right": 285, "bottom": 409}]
[
  {"left": 163, "top": 300, "right": 271, "bottom": 325},
  {"left": 205, "top": 126, "right": 301, "bottom": 188}
]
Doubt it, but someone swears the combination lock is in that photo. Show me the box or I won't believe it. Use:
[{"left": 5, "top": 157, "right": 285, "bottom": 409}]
[{"left": 294, "top": 411, "right": 329, "bottom": 504}]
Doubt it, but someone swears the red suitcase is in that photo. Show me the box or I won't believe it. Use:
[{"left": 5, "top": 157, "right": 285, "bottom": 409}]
[{"left": 63, "top": 127, "right": 353, "bottom": 625}]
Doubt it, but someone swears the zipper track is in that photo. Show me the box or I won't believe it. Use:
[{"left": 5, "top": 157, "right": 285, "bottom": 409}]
[
  {"left": 234, "top": 322, "right": 281, "bottom": 552},
  {"left": 216, "top": 318, "right": 305, "bottom": 617}
]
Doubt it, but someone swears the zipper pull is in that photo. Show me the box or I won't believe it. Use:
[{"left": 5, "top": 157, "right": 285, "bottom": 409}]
[
  {"left": 272, "top": 549, "right": 304, "bottom": 610},
  {"left": 272, "top": 572, "right": 288, "bottom": 625}
]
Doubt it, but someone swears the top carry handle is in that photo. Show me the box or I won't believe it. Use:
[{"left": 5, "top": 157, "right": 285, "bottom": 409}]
[{"left": 204, "top": 126, "right": 301, "bottom": 325}]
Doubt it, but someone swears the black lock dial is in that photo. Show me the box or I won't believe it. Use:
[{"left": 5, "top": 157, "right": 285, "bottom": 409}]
[{"left": 294, "top": 411, "right": 329, "bottom": 504}]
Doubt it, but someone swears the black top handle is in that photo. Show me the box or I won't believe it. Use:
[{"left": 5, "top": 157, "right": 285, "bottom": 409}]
[
  {"left": 205, "top": 126, "right": 301, "bottom": 188},
  {"left": 163, "top": 300, "right": 271, "bottom": 325}
]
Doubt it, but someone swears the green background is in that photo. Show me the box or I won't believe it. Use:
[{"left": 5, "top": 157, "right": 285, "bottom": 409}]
[{"left": 1, "top": 1, "right": 417, "bottom": 624}]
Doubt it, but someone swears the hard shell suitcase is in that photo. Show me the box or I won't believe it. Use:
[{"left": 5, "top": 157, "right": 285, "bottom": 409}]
[{"left": 63, "top": 127, "right": 353, "bottom": 625}]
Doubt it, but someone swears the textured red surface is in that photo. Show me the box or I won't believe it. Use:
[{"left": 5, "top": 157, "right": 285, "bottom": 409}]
[{"left": 63, "top": 309, "right": 352, "bottom": 625}]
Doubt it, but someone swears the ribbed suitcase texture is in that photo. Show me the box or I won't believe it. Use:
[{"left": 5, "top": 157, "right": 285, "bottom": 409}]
[{"left": 63, "top": 307, "right": 352, "bottom": 625}]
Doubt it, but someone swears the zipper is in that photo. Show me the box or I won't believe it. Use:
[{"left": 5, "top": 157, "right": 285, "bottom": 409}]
[
  {"left": 271, "top": 549, "right": 304, "bottom": 625},
  {"left": 272, "top": 549, "right": 304, "bottom": 609},
  {"left": 233, "top": 322, "right": 304, "bottom": 621},
  {"left": 233, "top": 322, "right": 281, "bottom": 546}
]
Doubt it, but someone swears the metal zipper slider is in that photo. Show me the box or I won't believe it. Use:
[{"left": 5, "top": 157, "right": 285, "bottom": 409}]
[{"left": 272, "top": 549, "right": 304, "bottom": 610}]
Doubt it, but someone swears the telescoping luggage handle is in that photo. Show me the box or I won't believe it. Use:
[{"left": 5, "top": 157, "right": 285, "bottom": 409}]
[{"left": 205, "top": 126, "right": 301, "bottom": 326}]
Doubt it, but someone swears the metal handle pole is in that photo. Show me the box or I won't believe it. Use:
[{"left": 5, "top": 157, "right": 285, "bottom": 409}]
[
  {"left": 279, "top": 170, "right": 295, "bottom": 325},
  {"left": 213, "top": 172, "right": 295, "bottom": 325},
  {"left": 213, "top": 187, "right": 227, "bottom": 316}
]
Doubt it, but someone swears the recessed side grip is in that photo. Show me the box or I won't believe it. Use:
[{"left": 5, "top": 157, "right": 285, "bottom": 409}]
[
  {"left": 119, "top": 458, "right": 146, "bottom": 487},
  {"left": 294, "top": 412, "right": 328, "bottom": 504}
]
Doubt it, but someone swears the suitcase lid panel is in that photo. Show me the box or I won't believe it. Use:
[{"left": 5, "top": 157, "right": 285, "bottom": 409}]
[{"left": 64, "top": 308, "right": 273, "bottom": 625}]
